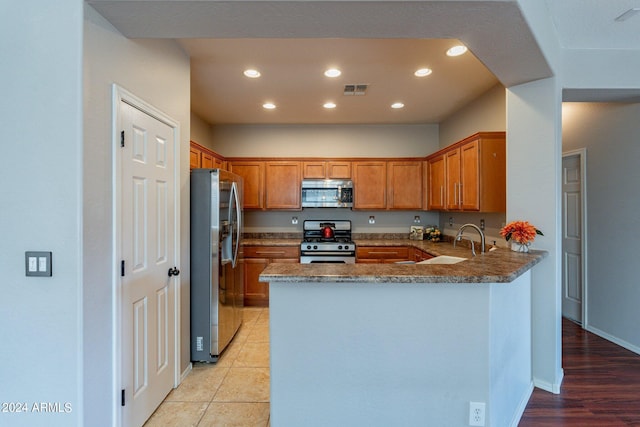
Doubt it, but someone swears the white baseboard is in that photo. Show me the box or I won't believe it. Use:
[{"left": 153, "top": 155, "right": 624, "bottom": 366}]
[
  {"left": 180, "top": 363, "right": 193, "bottom": 384},
  {"left": 586, "top": 325, "right": 640, "bottom": 356},
  {"left": 533, "top": 368, "right": 564, "bottom": 394},
  {"left": 510, "top": 381, "right": 534, "bottom": 427}
]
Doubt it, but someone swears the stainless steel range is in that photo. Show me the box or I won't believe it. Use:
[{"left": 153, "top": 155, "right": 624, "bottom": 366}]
[{"left": 300, "top": 220, "right": 356, "bottom": 264}]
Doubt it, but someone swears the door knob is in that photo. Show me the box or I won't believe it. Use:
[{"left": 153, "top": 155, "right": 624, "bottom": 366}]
[{"left": 168, "top": 267, "right": 180, "bottom": 277}]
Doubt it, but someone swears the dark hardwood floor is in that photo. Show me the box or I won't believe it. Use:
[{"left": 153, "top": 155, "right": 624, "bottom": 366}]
[{"left": 519, "top": 318, "right": 640, "bottom": 426}]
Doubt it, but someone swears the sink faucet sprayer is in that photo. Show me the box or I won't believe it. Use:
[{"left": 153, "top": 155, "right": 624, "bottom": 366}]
[{"left": 453, "top": 223, "right": 486, "bottom": 256}]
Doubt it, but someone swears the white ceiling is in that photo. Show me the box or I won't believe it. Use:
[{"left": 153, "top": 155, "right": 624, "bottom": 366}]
[{"left": 87, "top": 0, "right": 640, "bottom": 125}]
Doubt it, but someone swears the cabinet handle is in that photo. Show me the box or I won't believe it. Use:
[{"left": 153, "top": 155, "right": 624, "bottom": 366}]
[
  {"left": 255, "top": 250, "right": 286, "bottom": 255},
  {"left": 368, "top": 251, "right": 401, "bottom": 255},
  {"left": 459, "top": 183, "right": 463, "bottom": 206},
  {"left": 440, "top": 185, "right": 443, "bottom": 206},
  {"left": 453, "top": 183, "right": 458, "bottom": 205}
]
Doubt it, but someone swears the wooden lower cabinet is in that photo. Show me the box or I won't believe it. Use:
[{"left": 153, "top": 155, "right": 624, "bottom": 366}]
[
  {"left": 243, "top": 245, "right": 299, "bottom": 306},
  {"left": 412, "top": 247, "right": 434, "bottom": 262},
  {"left": 356, "top": 246, "right": 410, "bottom": 263}
]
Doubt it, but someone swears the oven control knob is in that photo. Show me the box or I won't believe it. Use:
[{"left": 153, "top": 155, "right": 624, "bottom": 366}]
[
  {"left": 338, "top": 245, "right": 343, "bottom": 250},
  {"left": 306, "top": 245, "right": 312, "bottom": 250},
  {"left": 313, "top": 245, "right": 318, "bottom": 250},
  {"left": 344, "top": 245, "right": 349, "bottom": 250}
]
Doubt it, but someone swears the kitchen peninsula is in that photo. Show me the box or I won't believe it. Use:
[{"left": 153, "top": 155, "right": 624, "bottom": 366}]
[{"left": 260, "top": 245, "right": 547, "bottom": 427}]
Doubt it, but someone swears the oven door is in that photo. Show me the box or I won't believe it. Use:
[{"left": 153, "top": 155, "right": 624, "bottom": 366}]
[{"left": 300, "top": 253, "right": 355, "bottom": 264}]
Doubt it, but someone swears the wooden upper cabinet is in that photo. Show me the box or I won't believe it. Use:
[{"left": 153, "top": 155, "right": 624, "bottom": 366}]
[
  {"left": 264, "top": 161, "right": 301, "bottom": 210},
  {"left": 445, "top": 147, "right": 462, "bottom": 210},
  {"left": 302, "top": 161, "right": 326, "bottom": 178},
  {"left": 190, "top": 141, "right": 226, "bottom": 170},
  {"left": 201, "top": 151, "right": 214, "bottom": 169},
  {"left": 387, "top": 161, "right": 422, "bottom": 209},
  {"left": 425, "top": 132, "right": 505, "bottom": 212},
  {"left": 189, "top": 146, "right": 201, "bottom": 169},
  {"left": 326, "top": 161, "right": 351, "bottom": 179},
  {"left": 460, "top": 140, "right": 480, "bottom": 210},
  {"left": 302, "top": 161, "right": 351, "bottom": 179},
  {"left": 427, "top": 155, "right": 446, "bottom": 210},
  {"left": 228, "top": 161, "right": 264, "bottom": 210},
  {"left": 353, "top": 161, "right": 386, "bottom": 209}
]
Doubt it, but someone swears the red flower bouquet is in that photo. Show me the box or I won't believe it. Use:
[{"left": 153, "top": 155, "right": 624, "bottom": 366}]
[{"left": 500, "top": 221, "right": 543, "bottom": 245}]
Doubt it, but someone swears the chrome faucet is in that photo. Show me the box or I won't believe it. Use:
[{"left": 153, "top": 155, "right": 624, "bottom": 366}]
[{"left": 453, "top": 223, "right": 486, "bottom": 256}]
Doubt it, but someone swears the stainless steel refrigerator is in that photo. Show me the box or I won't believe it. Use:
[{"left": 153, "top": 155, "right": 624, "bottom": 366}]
[{"left": 190, "top": 169, "right": 244, "bottom": 362}]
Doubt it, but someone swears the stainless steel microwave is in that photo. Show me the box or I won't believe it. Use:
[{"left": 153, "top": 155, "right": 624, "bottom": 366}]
[{"left": 301, "top": 179, "right": 353, "bottom": 208}]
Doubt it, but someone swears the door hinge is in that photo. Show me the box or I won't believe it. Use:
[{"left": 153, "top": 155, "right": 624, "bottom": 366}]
[
  {"left": 120, "top": 130, "right": 125, "bottom": 148},
  {"left": 121, "top": 389, "right": 125, "bottom": 406},
  {"left": 120, "top": 260, "right": 125, "bottom": 277}
]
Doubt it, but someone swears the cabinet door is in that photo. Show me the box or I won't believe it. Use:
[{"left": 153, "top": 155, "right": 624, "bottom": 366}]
[
  {"left": 412, "top": 248, "right": 434, "bottom": 262},
  {"left": 445, "top": 148, "right": 461, "bottom": 210},
  {"left": 244, "top": 258, "right": 270, "bottom": 307},
  {"left": 353, "top": 162, "right": 386, "bottom": 209},
  {"left": 201, "top": 151, "right": 214, "bottom": 168},
  {"left": 460, "top": 140, "right": 480, "bottom": 211},
  {"left": 427, "top": 155, "right": 446, "bottom": 210},
  {"left": 356, "top": 246, "right": 409, "bottom": 262},
  {"left": 229, "top": 161, "right": 264, "bottom": 209},
  {"left": 265, "top": 161, "right": 301, "bottom": 209},
  {"left": 387, "top": 161, "right": 422, "bottom": 209},
  {"left": 327, "top": 161, "right": 351, "bottom": 179},
  {"left": 302, "top": 161, "right": 326, "bottom": 178},
  {"left": 212, "top": 156, "right": 225, "bottom": 170},
  {"left": 189, "top": 146, "right": 201, "bottom": 169}
]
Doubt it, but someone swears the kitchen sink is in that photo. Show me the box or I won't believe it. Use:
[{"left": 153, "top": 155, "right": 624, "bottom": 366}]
[{"left": 417, "top": 255, "right": 468, "bottom": 265}]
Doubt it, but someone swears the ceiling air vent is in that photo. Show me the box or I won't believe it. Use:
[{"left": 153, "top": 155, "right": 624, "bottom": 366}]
[{"left": 344, "top": 84, "right": 368, "bottom": 96}]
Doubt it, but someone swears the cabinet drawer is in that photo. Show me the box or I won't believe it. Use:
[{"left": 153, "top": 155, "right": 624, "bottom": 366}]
[
  {"left": 244, "top": 245, "right": 300, "bottom": 259},
  {"left": 356, "top": 246, "right": 409, "bottom": 260}
]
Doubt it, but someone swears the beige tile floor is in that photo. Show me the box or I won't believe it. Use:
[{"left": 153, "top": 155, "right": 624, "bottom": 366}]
[{"left": 144, "top": 307, "right": 271, "bottom": 427}]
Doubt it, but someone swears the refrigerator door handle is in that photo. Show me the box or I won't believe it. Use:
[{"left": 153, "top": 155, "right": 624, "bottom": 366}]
[{"left": 230, "top": 181, "right": 241, "bottom": 268}]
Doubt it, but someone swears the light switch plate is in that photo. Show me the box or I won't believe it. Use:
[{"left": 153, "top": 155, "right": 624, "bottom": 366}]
[{"left": 25, "top": 251, "right": 52, "bottom": 277}]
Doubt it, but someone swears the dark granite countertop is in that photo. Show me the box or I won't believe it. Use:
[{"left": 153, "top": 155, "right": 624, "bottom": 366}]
[{"left": 243, "top": 233, "right": 547, "bottom": 284}]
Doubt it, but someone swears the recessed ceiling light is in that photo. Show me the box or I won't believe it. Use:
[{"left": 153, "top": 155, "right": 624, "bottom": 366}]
[
  {"left": 243, "top": 69, "right": 261, "bottom": 78},
  {"left": 324, "top": 68, "right": 342, "bottom": 78},
  {"left": 262, "top": 103, "right": 276, "bottom": 110},
  {"left": 391, "top": 102, "right": 405, "bottom": 109},
  {"left": 414, "top": 68, "right": 433, "bottom": 77},
  {"left": 323, "top": 102, "right": 337, "bottom": 109},
  {"left": 446, "top": 45, "right": 468, "bottom": 57}
]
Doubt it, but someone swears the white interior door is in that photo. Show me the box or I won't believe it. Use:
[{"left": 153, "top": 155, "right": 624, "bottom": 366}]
[
  {"left": 119, "top": 99, "right": 177, "bottom": 427},
  {"left": 562, "top": 151, "right": 586, "bottom": 324}
]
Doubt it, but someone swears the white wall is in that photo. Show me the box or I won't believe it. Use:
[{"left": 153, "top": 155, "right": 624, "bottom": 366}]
[
  {"left": 83, "top": 5, "right": 191, "bottom": 425},
  {"left": 212, "top": 123, "right": 438, "bottom": 158},
  {"left": 439, "top": 83, "right": 506, "bottom": 148},
  {"left": 191, "top": 112, "right": 216, "bottom": 149},
  {"left": 0, "top": 2, "right": 83, "bottom": 427},
  {"left": 562, "top": 102, "right": 640, "bottom": 352},
  {"left": 509, "top": 0, "right": 564, "bottom": 393}
]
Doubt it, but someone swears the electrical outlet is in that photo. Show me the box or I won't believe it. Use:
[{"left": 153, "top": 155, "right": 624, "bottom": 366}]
[
  {"left": 469, "top": 402, "right": 485, "bottom": 426},
  {"left": 480, "top": 219, "right": 485, "bottom": 230}
]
